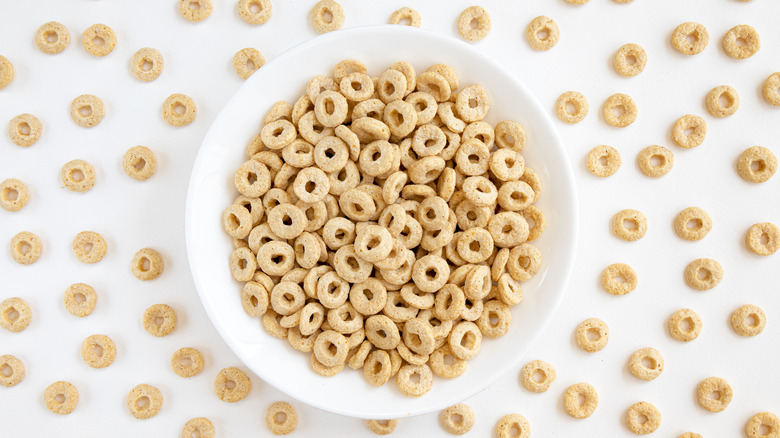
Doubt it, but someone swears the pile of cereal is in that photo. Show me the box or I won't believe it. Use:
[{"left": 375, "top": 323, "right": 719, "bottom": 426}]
[{"left": 222, "top": 59, "right": 544, "bottom": 396}]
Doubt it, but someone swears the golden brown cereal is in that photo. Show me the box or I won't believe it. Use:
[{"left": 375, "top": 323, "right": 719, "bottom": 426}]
[
  {"left": 81, "top": 334, "right": 116, "bottom": 369},
  {"left": 365, "top": 314, "right": 400, "bottom": 348},
  {"left": 626, "top": 401, "right": 661, "bottom": 434},
  {"left": 576, "top": 318, "right": 609, "bottom": 352},
  {"left": 746, "top": 412, "right": 780, "bottom": 438},
  {"left": 63, "top": 283, "right": 96, "bottom": 317},
  {"left": 586, "top": 145, "right": 621, "bottom": 177},
  {"left": 723, "top": 25, "right": 760, "bottom": 59},
  {"left": 143, "top": 304, "right": 176, "bottom": 337},
  {"left": 396, "top": 363, "right": 433, "bottom": 397},
  {"left": 731, "top": 304, "right": 766, "bottom": 337},
  {"left": 82, "top": 24, "right": 116, "bottom": 57},
  {"left": 527, "top": 16, "right": 560, "bottom": 51},
  {"left": 0, "top": 354, "right": 24, "bottom": 387},
  {"left": 233, "top": 48, "right": 265, "bottom": 80},
  {"left": 61, "top": 159, "right": 96, "bottom": 193},
  {"left": 495, "top": 120, "right": 525, "bottom": 152},
  {"left": 367, "top": 419, "right": 399, "bottom": 435},
  {"left": 163, "top": 93, "right": 196, "bottom": 127},
  {"left": 684, "top": 258, "right": 723, "bottom": 291},
  {"left": 132, "top": 248, "right": 164, "bottom": 281},
  {"left": 0, "top": 55, "right": 12, "bottom": 89},
  {"left": 8, "top": 114, "right": 42, "bottom": 147},
  {"left": 669, "top": 308, "right": 703, "bottom": 342},
  {"left": 238, "top": 0, "right": 272, "bottom": 25},
  {"left": 603, "top": 93, "right": 637, "bottom": 127},
  {"left": 672, "top": 114, "right": 706, "bottom": 149},
  {"left": 764, "top": 73, "right": 780, "bottom": 106},
  {"left": 0, "top": 179, "right": 29, "bottom": 212},
  {"left": 266, "top": 401, "right": 297, "bottom": 435},
  {"left": 214, "top": 367, "right": 252, "bottom": 402},
  {"left": 613, "top": 43, "right": 647, "bottom": 77},
  {"left": 457, "top": 85, "right": 490, "bottom": 123},
  {"left": 171, "top": 347, "right": 204, "bottom": 377},
  {"left": 0, "top": 297, "right": 31, "bottom": 333},
  {"left": 747, "top": 222, "right": 780, "bottom": 256},
  {"left": 637, "top": 145, "right": 674, "bottom": 178},
  {"left": 35, "top": 22, "right": 70, "bottom": 54},
  {"left": 674, "top": 207, "right": 712, "bottom": 241},
  {"left": 389, "top": 7, "right": 420, "bottom": 27},
  {"left": 697, "top": 377, "right": 733, "bottom": 412},
  {"left": 310, "top": 0, "right": 345, "bottom": 34},
  {"left": 495, "top": 414, "right": 530, "bottom": 438},
  {"left": 130, "top": 48, "right": 163, "bottom": 82},
  {"left": 10, "top": 231, "right": 42, "bottom": 265},
  {"left": 182, "top": 418, "right": 214, "bottom": 438},
  {"left": 629, "top": 347, "right": 664, "bottom": 381},
  {"left": 672, "top": 22, "right": 709, "bottom": 55},
  {"left": 180, "top": 0, "right": 213, "bottom": 22},
  {"left": 601, "top": 263, "right": 637, "bottom": 295},
  {"left": 45, "top": 381, "right": 78, "bottom": 415},
  {"left": 457, "top": 6, "right": 491, "bottom": 42},
  {"left": 564, "top": 383, "right": 598, "bottom": 418},
  {"left": 612, "top": 209, "right": 647, "bottom": 241},
  {"left": 313, "top": 330, "right": 349, "bottom": 366},
  {"left": 127, "top": 384, "right": 162, "bottom": 419},
  {"left": 70, "top": 94, "right": 105, "bottom": 128},
  {"left": 737, "top": 146, "right": 777, "bottom": 183},
  {"left": 122, "top": 146, "right": 157, "bottom": 181},
  {"left": 363, "top": 349, "right": 392, "bottom": 386},
  {"left": 679, "top": 433, "right": 703, "bottom": 438},
  {"left": 72, "top": 231, "right": 107, "bottom": 264},
  {"left": 556, "top": 91, "right": 588, "bottom": 124},
  {"left": 706, "top": 85, "right": 739, "bottom": 117},
  {"left": 520, "top": 360, "right": 556, "bottom": 393},
  {"left": 440, "top": 403, "right": 475, "bottom": 435}
]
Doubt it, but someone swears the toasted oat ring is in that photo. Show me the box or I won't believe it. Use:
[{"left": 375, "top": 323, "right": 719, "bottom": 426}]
[
  {"left": 70, "top": 94, "right": 105, "bottom": 128},
  {"left": 0, "top": 297, "right": 31, "bottom": 332},
  {"left": 313, "top": 330, "right": 348, "bottom": 367},
  {"left": 556, "top": 91, "right": 589, "bottom": 124},
  {"left": 602, "top": 263, "right": 637, "bottom": 295},
  {"left": 45, "top": 381, "right": 79, "bottom": 415},
  {"left": 416, "top": 71, "right": 451, "bottom": 103},
  {"left": 586, "top": 145, "right": 621, "bottom": 177},
  {"left": 233, "top": 48, "right": 265, "bottom": 80},
  {"left": 182, "top": 418, "right": 214, "bottom": 438},
  {"left": 628, "top": 347, "right": 664, "bottom": 381},
  {"left": 82, "top": 24, "right": 116, "bottom": 57},
  {"left": 238, "top": 0, "right": 272, "bottom": 25},
  {"left": 389, "top": 7, "right": 420, "bottom": 27},
  {"left": 171, "top": 347, "right": 204, "bottom": 377},
  {"left": 266, "top": 401, "right": 297, "bottom": 435},
  {"left": 706, "top": 85, "right": 739, "bottom": 117},
  {"left": 358, "top": 140, "right": 394, "bottom": 176},
  {"left": 612, "top": 209, "right": 647, "bottom": 241},
  {"left": 267, "top": 203, "right": 307, "bottom": 240},
  {"left": 122, "top": 146, "right": 156, "bottom": 181},
  {"left": 366, "top": 419, "right": 399, "bottom": 435},
  {"left": 723, "top": 25, "right": 760, "bottom": 59},
  {"left": 377, "top": 69, "right": 408, "bottom": 104},
  {"left": 411, "top": 124, "right": 446, "bottom": 158},
  {"left": 669, "top": 308, "right": 702, "bottom": 342},
  {"left": 81, "top": 334, "right": 116, "bottom": 369},
  {"left": 314, "top": 272, "right": 348, "bottom": 309},
  {"left": 310, "top": 351, "right": 344, "bottom": 376},
  {"left": 363, "top": 349, "right": 393, "bottom": 387},
  {"left": 64, "top": 283, "right": 97, "bottom": 317},
  {"left": 384, "top": 100, "right": 418, "bottom": 138},
  {"left": 411, "top": 254, "right": 449, "bottom": 294},
  {"left": 506, "top": 243, "right": 541, "bottom": 281},
  {"left": 564, "top": 383, "right": 598, "bottom": 418},
  {"left": 614, "top": 43, "right": 647, "bottom": 77},
  {"left": 520, "top": 167, "right": 542, "bottom": 202},
  {"left": 672, "top": 114, "right": 707, "bottom": 149},
  {"left": 131, "top": 48, "right": 164, "bottom": 82},
  {"left": 737, "top": 146, "right": 777, "bottom": 183},
  {"left": 127, "top": 384, "right": 163, "bottom": 419},
  {"left": 684, "top": 258, "right": 723, "bottom": 291},
  {"left": 8, "top": 113, "right": 42, "bottom": 147},
  {"left": 603, "top": 93, "right": 637, "bottom": 127},
  {"left": 396, "top": 363, "right": 433, "bottom": 397},
  {"left": 179, "top": 0, "right": 213, "bottom": 22},
  {"left": 527, "top": 16, "right": 560, "bottom": 51},
  {"left": 72, "top": 231, "right": 107, "bottom": 264},
  {"left": 429, "top": 344, "right": 466, "bottom": 379},
  {"left": 697, "top": 377, "right": 733, "bottom": 412},
  {"left": 457, "top": 85, "right": 490, "bottom": 123},
  {"left": 10, "top": 231, "right": 42, "bottom": 265},
  {"left": 365, "top": 314, "right": 401, "bottom": 350},
  {"left": 270, "top": 282, "right": 305, "bottom": 316},
  {"left": 496, "top": 414, "right": 530, "bottom": 438},
  {"left": 339, "top": 188, "right": 376, "bottom": 221},
  {"left": 457, "top": 227, "right": 494, "bottom": 264},
  {"left": 350, "top": 279, "right": 387, "bottom": 316},
  {"left": 61, "top": 159, "right": 96, "bottom": 193},
  {"left": 0, "top": 55, "right": 12, "bottom": 89},
  {"left": 417, "top": 196, "right": 449, "bottom": 230},
  {"left": 731, "top": 304, "right": 766, "bottom": 336},
  {"left": 333, "top": 59, "right": 367, "bottom": 83},
  {"left": 637, "top": 145, "right": 674, "bottom": 178},
  {"left": 746, "top": 412, "right": 780, "bottom": 438},
  {"left": 764, "top": 73, "right": 780, "bottom": 106},
  {"left": 405, "top": 92, "right": 438, "bottom": 125},
  {"left": 576, "top": 318, "right": 609, "bottom": 352},
  {"left": 457, "top": 6, "right": 491, "bottom": 42},
  {"left": 497, "top": 181, "right": 534, "bottom": 212},
  {"left": 489, "top": 212, "right": 529, "bottom": 248},
  {"left": 314, "top": 91, "right": 348, "bottom": 128},
  {"left": 462, "top": 176, "right": 497, "bottom": 207},
  {"left": 340, "top": 72, "right": 374, "bottom": 102},
  {"left": 439, "top": 403, "right": 475, "bottom": 435},
  {"left": 310, "top": 0, "right": 344, "bottom": 34},
  {"left": 214, "top": 367, "right": 251, "bottom": 402},
  {"left": 672, "top": 22, "right": 709, "bottom": 55},
  {"left": 494, "top": 121, "right": 525, "bottom": 153},
  {"left": 0, "top": 354, "right": 24, "bottom": 387},
  {"left": 674, "top": 207, "right": 712, "bottom": 241},
  {"left": 355, "top": 225, "right": 393, "bottom": 263},
  {"left": 132, "top": 248, "right": 164, "bottom": 281},
  {"left": 143, "top": 304, "right": 176, "bottom": 337},
  {"left": 448, "top": 321, "right": 481, "bottom": 360},
  {"left": 230, "top": 247, "right": 257, "bottom": 281},
  {"left": 626, "top": 402, "right": 661, "bottom": 434},
  {"left": 747, "top": 222, "right": 780, "bottom": 256},
  {"left": 162, "top": 93, "right": 196, "bottom": 127},
  {"left": 333, "top": 244, "right": 372, "bottom": 283},
  {"left": 521, "top": 360, "right": 556, "bottom": 393},
  {"left": 36, "top": 21, "right": 70, "bottom": 54}
]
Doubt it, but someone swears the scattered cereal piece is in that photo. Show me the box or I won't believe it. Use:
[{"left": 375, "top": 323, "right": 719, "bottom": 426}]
[
  {"left": 233, "top": 48, "right": 265, "bottom": 80},
  {"left": 603, "top": 93, "right": 637, "bottom": 127},
  {"left": 637, "top": 145, "right": 673, "bottom": 177},
  {"left": 746, "top": 412, "right": 780, "bottom": 438},
  {"left": 238, "top": 0, "right": 272, "bottom": 25},
  {"left": 72, "top": 231, "right": 107, "bottom": 264},
  {"left": 162, "top": 93, "right": 196, "bottom": 127},
  {"left": 8, "top": 114, "right": 42, "bottom": 147},
  {"left": 61, "top": 159, "right": 96, "bottom": 192},
  {"left": 737, "top": 146, "right": 777, "bottom": 183},
  {"left": 171, "top": 347, "right": 205, "bottom": 377},
  {"left": 35, "top": 22, "right": 70, "bottom": 54},
  {"left": 763, "top": 73, "right": 780, "bottom": 106},
  {"left": 626, "top": 401, "right": 661, "bottom": 434},
  {"left": 440, "top": 403, "right": 475, "bottom": 435},
  {"left": 564, "top": 383, "right": 598, "bottom": 418},
  {"left": 132, "top": 248, "right": 164, "bottom": 281},
  {"left": 70, "top": 94, "right": 105, "bottom": 128},
  {"left": 672, "top": 22, "right": 709, "bottom": 55},
  {"left": 81, "top": 334, "right": 116, "bottom": 369},
  {"left": 0, "top": 178, "right": 30, "bottom": 212},
  {"left": 613, "top": 43, "right": 646, "bottom": 77},
  {"left": 669, "top": 308, "right": 703, "bottom": 342},
  {"left": 122, "top": 146, "right": 157, "bottom": 181},
  {"left": 143, "top": 304, "right": 177, "bottom": 337},
  {"left": 697, "top": 377, "right": 733, "bottom": 412},
  {"left": 520, "top": 359, "right": 556, "bottom": 393},
  {"left": 396, "top": 363, "right": 433, "bottom": 397},
  {"left": 82, "top": 24, "right": 116, "bottom": 57},
  {"left": 674, "top": 207, "right": 712, "bottom": 241},
  {"left": 723, "top": 25, "right": 760, "bottom": 59},
  {"left": 130, "top": 48, "right": 163, "bottom": 82},
  {"left": 731, "top": 304, "right": 766, "bottom": 337},
  {"left": 266, "top": 401, "right": 298, "bottom": 435},
  {"left": 10, "top": 231, "right": 42, "bottom": 265},
  {"left": 182, "top": 417, "right": 215, "bottom": 438},
  {"left": 601, "top": 263, "right": 638, "bottom": 295},
  {"left": 576, "top": 318, "right": 609, "bottom": 352},
  {"left": 706, "top": 85, "right": 739, "bottom": 117},
  {"left": 684, "top": 258, "right": 723, "bottom": 291},
  {"left": 628, "top": 347, "right": 664, "bottom": 381},
  {"left": 63, "top": 283, "right": 97, "bottom": 317},
  {"left": 389, "top": 7, "right": 420, "bottom": 27},
  {"left": 586, "top": 145, "right": 621, "bottom": 177},
  {"left": 526, "top": 16, "right": 559, "bottom": 50},
  {"left": 565, "top": 0, "right": 590, "bottom": 4},
  {"left": 0, "top": 297, "right": 31, "bottom": 333},
  {"left": 612, "top": 209, "right": 647, "bottom": 241},
  {"left": 747, "top": 222, "right": 780, "bottom": 256},
  {"left": 679, "top": 433, "right": 703, "bottom": 438},
  {"left": 458, "top": 6, "right": 491, "bottom": 42},
  {"left": 672, "top": 114, "right": 706, "bottom": 149},
  {"left": 0, "top": 354, "right": 25, "bottom": 387},
  {"left": 44, "top": 381, "right": 78, "bottom": 415},
  {"left": 214, "top": 367, "right": 252, "bottom": 402},
  {"left": 366, "top": 419, "right": 399, "bottom": 435},
  {"left": 0, "top": 55, "right": 13, "bottom": 89},
  {"left": 556, "top": 91, "right": 589, "bottom": 124},
  {"left": 127, "top": 384, "right": 163, "bottom": 419},
  {"left": 180, "top": 0, "right": 213, "bottom": 22},
  {"left": 495, "top": 414, "right": 530, "bottom": 438},
  {"left": 310, "top": 0, "right": 345, "bottom": 34}
]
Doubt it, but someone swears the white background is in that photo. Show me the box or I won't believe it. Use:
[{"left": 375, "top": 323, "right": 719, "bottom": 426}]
[{"left": 1, "top": 0, "right": 779, "bottom": 436}]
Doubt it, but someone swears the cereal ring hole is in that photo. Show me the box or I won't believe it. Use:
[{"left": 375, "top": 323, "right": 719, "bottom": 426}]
[
  {"left": 79, "top": 105, "right": 92, "bottom": 117},
  {"left": 736, "top": 37, "right": 747, "bottom": 47},
  {"left": 745, "top": 313, "right": 759, "bottom": 327},
  {"left": 649, "top": 155, "right": 665, "bottom": 167},
  {"left": 69, "top": 169, "right": 85, "bottom": 182},
  {"left": 154, "top": 315, "right": 165, "bottom": 326},
  {"left": 136, "top": 396, "right": 150, "bottom": 408},
  {"left": 138, "top": 256, "right": 151, "bottom": 272},
  {"left": 719, "top": 93, "right": 734, "bottom": 109},
  {"left": 132, "top": 158, "right": 147, "bottom": 171},
  {"left": 17, "top": 241, "right": 31, "bottom": 256},
  {"left": 759, "top": 425, "right": 773, "bottom": 435},
  {"left": 687, "top": 218, "right": 702, "bottom": 230},
  {"left": 91, "top": 343, "right": 104, "bottom": 357},
  {"left": 54, "top": 393, "right": 66, "bottom": 404},
  {"left": 681, "top": 317, "right": 693, "bottom": 332},
  {"left": 274, "top": 411, "right": 288, "bottom": 424},
  {"left": 625, "top": 54, "right": 637, "bottom": 66},
  {"left": 92, "top": 35, "right": 105, "bottom": 46},
  {"left": 636, "top": 413, "right": 648, "bottom": 425},
  {"left": 179, "top": 356, "right": 193, "bottom": 368},
  {"left": 709, "top": 390, "right": 722, "bottom": 400},
  {"left": 533, "top": 370, "right": 546, "bottom": 383},
  {"left": 751, "top": 159, "right": 766, "bottom": 173},
  {"left": 612, "top": 105, "right": 625, "bottom": 118},
  {"left": 44, "top": 31, "right": 58, "bottom": 43},
  {"left": 319, "top": 8, "right": 335, "bottom": 24},
  {"left": 188, "top": 1, "right": 202, "bottom": 11},
  {"left": 2, "top": 187, "right": 18, "bottom": 201},
  {"left": 641, "top": 356, "right": 657, "bottom": 370},
  {"left": 622, "top": 219, "right": 638, "bottom": 231},
  {"left": 759, "top": 233, "right": 770, "bottom": 245},
  {"left": 697, "top": 268, "right": 711, "bottom": 281},
  {"left": 1, "top": 364, "right": 12, "bottom": 377},
  {"left": 17, "top": 122, "right": 30, "bottom": 136},
  {"left": 172, "top": 102, "right": 186, "bottom": 116},
  {"left": 586, "top": 328, "right": 601, "bottom": 341},
  {"left": 5, "top": 307, "right": 19, "bottom": 321},
  {"left": 140, "top": 58, "right": 153, "bottom": 71},
  {"left": 577, "top": 394, "right": 587, "bottom": 406},
  {"left": 224, "top": 379, "right": 236, "bottom": 390}
]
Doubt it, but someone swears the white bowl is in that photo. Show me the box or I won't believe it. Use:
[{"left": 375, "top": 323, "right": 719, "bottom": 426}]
[{"left": 185, "top": 25, "right": 577, "bottom": 419}]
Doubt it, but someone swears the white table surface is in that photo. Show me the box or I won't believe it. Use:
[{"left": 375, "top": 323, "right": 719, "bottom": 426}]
[{"left": 1, "top": 0, "right": 778, "bottom": 436}]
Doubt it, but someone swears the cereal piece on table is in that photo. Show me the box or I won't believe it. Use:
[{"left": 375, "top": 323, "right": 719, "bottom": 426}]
[
  {"left": 179, "top": 0, "right": 213, "bottom": 22},
  {"left": 612, "top": 209, "right": 647, "bottom": 241},
  {"left": 674, "top": 207, "right": 712, "bottom": 241},
  {"left": 628, "top": 347, "right": 664, "bottom": 381},
  {"left": 723, "top": 25, "right": 760, "bottom": 59},
  {"left": 122, "top": 146, "right": 157, "bottom": 181},
  {"left": 130, "top": 48, "right": 163, "bottom": 82},
  {"left": 35, "top": 21, "right": 70, "bottom": 54},
  {"left": 8, "top": 114, "right": 42, "bottom": 147},
  {"left": 266, "top": 401, "right": 297, "bottom": 435},
  {"left": 440, "top": 403, "right": 475, "bottom": 435},
  {"left": 389, "top": 7, "right": 420, "bottom": 27},
  {"left": 764, "top": 73, "right": 780, "bottom": 106},
  {"left": 601, "top": 263, "right": 637, "bottom": 295},
  {"left": 603, "top": 93, "right": 637, "bottom": 127},
  {"left": 171, "top": 347, "right": 204, "bottom": 378},
  {"left": 143, "top": 304, "right": 176, "bottom": 337},
  {"left": 586, "top": 145, "right": 621, "bottom": 177},
  {"left": 672, "top": 22, "right": 709, "bottom": 55},
  {"left": 637, "top": 145, "right": 673, "bottom": 178},
  {"left": 0, "top": 178, "right": 30, "bottom": 212},
  {"left": 706, "top": 85, "right": 739, "bottom": 117},
  {"left": 82, "top": 24, "right": 116, "bottom": 57},
  {"left": 0, "top": 297, "right": 31, "bottom": 333},
  {"left": 564, "top": 383, "right": 598, "bottom": 418},
  {"left": 684, "top": 258, "right": 723, "bottom": 291},
  {"left": 746, "top": 412, "right": 780, "bottom": 438},
  {"left": 132, "top": 248, "right": 164, "bottom": 281},
  {"left": 697, "top": 377, "right": 733, "bottom": 412},
  {"left": 613, "top": 43, "right": 646, "bottom": 77},
  {"left": 520, "top": 360, "right": 556, "bottom": 393},
  {"left": 63, "top": 283, "right": 97, "bottom": 317},
  {"left": 127, "top": 384, "right": 162, "bottom": 419},
  {"left": 737, "top": 146, "right": 777, "bottom": 183},
  {"left": 162, "top": 93, "right": 196, "bottom": 127},
  {"left": 238, "top": 0, "right": 272, "bottom": 25},
  {"left": 731, "top": 304, "right": 766, "bottom": 337},
  {"left": 496, "top": 414, "right": 530, "bottom": 438},
  {"left": 396, "top": 363, "right": 433, "bottom": 397},
  {"left": 672, "top": 115, "right": 706, "bottom": 149},
  {"left": 366, "top": 419, "right": 398, "bottom": 435},
  {"left": 44, "top": 381, "right": 78, "bottom": 415},
  {"left": 556, "top": 91, "right": 588, "bottom": 124},
  {"left": 182, "top": 418, "right": 214, "bottom": 438},
  {"left": 747, "top": 222, "right": 780, "bottom": 256},
  {"left": 526, "top": 16, "right": 559, "bottom": 51},
  {"left": 310, "top": 0, "right": 344, "bottom": 34},
  {"left": 81, "top": 334, "right": 116, "bottom": 369},
  {"left": 10, "top": 231, "right": 42, "bottom": 265},
  {"left": 233, "top": 48, "right": 265, "bottom": 80},
  {"left": 679, "top": 433, "right": 703, "bottom": 438},
  {"left": 61, "top": 159, "right": 96, "bottom": 193},
  {"left": 576, "top": 318, "right": 609, "bottom": 352},
  {"left": 0, "top": 55, "right": 13, "bottom": 89},
  {"left": 565, "top": 0, "right": 590, "bottom": 4},
  {"left": 214, "top": 367, "right": 252, "bottom": 402},
  {"left": 626, "top": 402, "right": 661, "bottom": 434},
  {"left": 0, "top": 354, "right": 25, "bottom": 387},
  {"left": 72, "top": 231, "right": 107, "bottom": 264},
  {"left": 669, "top": 308, "right": 703, "bottom": 342},
  {"left": 613, "top": 0, "right": 634, "bottom": 3},
  {"left": 70, "top": 94, "right": 105, "bottom": 128},
  {"left": 458, "top": 6, "right": 491, "bottom": 42}
]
